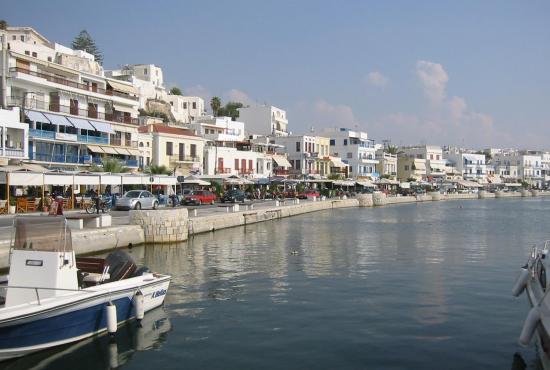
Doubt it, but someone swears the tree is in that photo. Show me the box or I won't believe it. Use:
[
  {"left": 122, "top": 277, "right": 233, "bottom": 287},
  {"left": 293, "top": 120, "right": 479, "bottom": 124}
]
[
  {"left": 72, "top": 30, "right": 103, "bottom": 65},
  {"left": 0, "top": 20, "right": 8, "bottom": 30},
  {"left": 90, "top": 158, "right": 130, "bottom": 173},
  {"left": 210, "top": 96, "right": 221, "bottom": 117},
  {"left": 144, "top": 165, "right": 172, "bottom": 175},
  {"left": 170, "top": 87, "right": 182, "bottom": 96},
  {"left": 386, "top": 145, "right": 398, "bottom": 155},
  {"left": 218, "top": 101, "right": 243, "bottom": 121}
]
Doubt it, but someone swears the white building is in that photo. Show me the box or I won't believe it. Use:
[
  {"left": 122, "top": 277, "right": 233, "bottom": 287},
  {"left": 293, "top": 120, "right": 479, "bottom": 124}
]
[
  {"left": 166, "top": 95, "right": 205, "bottom": 123},
  {"left": 0, "top": 107, "right": 29, "bottom": 164},
  {"left": 106, "top": 64, "right": 166, "bottom": 110},
  {"left": 493, "top": 151, "right": 544, "bottom": 187},
  {"left": 1, "top": 26, "right": 141, "bottom": 170},
  {"left": 273, "top": 135, "right": 319, "bottom": 177},
  {"left": 238, "top": 105, "right": 289, "bottom": 137},
  {"left": 190, "top": 116, "right": 245, "bottom": 142},
  {"left": 445, "top": 148, "right": 487, "bottom": 182},
  {"left": 203, "top": 142, "right": 272, "bottom": 178},
  {"left": 322, "top": 127, "right": 378, "bottom": 179},
  {"left": 375, "top": 148, "right": 397, "bottom": 179}
]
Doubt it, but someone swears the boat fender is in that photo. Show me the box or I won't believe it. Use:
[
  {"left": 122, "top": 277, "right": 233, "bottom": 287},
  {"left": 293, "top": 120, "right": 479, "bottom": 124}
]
[
  {"left": 519, "top": 306, "right": 540, "bottom": 346},
  {"left": 106, "top": 302, "right": 117, "bottom": 336},
  {"left": 512, "top": 268, "right": 530, "bottom": 297},
  {"left": 108, "top": 341, "right": 119, "bottom": 368},
  {"left": 134, "top": 291, "right": 145, "bottom": 321}
]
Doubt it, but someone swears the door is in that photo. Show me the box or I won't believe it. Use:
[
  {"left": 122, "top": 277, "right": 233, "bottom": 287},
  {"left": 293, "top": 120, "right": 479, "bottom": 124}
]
[{"left": 179, "top": 143, "right": 185, "bottom": 161}]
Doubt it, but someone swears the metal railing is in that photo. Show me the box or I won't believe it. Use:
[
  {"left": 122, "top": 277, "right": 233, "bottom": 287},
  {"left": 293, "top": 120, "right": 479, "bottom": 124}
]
[{"left": 10, "top": 67, "right": 139, "bottom": 101}]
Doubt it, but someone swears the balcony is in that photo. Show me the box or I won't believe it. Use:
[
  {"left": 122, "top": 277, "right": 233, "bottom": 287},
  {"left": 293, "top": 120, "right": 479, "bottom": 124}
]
[
  {"left": 109, "top": 138, "right": 138, "bottom": 148},
  {"left": 273, "top": 168, "right": 289, "bottom": 175},
  {"left": 29, "top": 128, "right": 56, "bottom": 140},
  {"left": 169, "top": 155, "right": 201, "bottom": 163},
  {"left": 124, "top": 159, "right": 139, "bottom": 167},
  {"left": 10, "top": 67, "right": 139, "bottom": 101},
  {"left": 0, "top": 148, "right": 25, "bottom": 157},
  {"left": 77, "top": 134, "right": 109, "bottom": 145},
  {"left": 9, "top": 96, "right": 139, "bottom": 126}
]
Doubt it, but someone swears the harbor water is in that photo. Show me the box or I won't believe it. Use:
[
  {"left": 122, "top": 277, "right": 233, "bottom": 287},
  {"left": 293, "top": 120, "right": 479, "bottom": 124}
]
[{"left": 3, "top": 197, "right": 550, "bottom": 370}]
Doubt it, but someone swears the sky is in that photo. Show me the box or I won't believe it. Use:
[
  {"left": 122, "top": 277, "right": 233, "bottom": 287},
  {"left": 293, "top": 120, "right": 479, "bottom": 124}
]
[{"left": 4, "top": 0, "right": 550, "bottom": 149}]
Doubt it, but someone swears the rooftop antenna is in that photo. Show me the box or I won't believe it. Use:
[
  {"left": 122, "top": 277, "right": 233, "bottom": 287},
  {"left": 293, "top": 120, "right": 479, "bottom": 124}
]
[{"left": 310, "top": 126, "right": 315, "bottom": 133}]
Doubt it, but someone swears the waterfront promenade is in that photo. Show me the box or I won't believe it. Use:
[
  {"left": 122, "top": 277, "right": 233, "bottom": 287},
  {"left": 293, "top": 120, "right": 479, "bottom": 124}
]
[{"left": 0, "top": 189, "right": 548, "bottom": 269}]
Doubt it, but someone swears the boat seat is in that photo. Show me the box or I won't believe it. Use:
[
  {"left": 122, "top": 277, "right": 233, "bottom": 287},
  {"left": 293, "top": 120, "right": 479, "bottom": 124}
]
[{"left": 82, "top": 272, "right": 111, "bottom": 285}]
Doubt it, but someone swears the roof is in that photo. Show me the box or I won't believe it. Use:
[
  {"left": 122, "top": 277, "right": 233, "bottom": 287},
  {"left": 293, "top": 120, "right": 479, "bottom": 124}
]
[{"left": 138, "top": 124, "right": 197, "bottom": 137}]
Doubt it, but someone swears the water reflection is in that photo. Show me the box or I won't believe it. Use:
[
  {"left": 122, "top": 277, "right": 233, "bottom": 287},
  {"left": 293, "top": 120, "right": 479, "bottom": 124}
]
[{"left": 0, "top": 307, "right": 171, "bottom": 370}]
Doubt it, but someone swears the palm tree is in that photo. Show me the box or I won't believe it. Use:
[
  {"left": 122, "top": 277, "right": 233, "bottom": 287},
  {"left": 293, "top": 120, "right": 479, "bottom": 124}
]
[
  {"left": 386, "top": 145, "right": 398, "bottom": 155},
  {"left": 210, "top": 96, "right": 221, "bottom": 117},
  {"left": 144, "top": 165, "right": 172, "bottom": 175},
  {"left": 90, "top": 158, "right": 130, "bottom": 173}
]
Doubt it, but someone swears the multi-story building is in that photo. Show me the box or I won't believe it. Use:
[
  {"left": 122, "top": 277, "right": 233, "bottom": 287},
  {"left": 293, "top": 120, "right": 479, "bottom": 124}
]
[
  {"left": 189, "top": 116, "right": 245, "bottom": 142},
  {"left": 166, "top": 95, "right": 205, "bottom": 124},
  {"left": 1, "top": 26, "right": 141, "bottom": 170},
  {"left": 138, "top": 124, "right": 205, "bottom": 176},
  {"left": 322, "top": 127, "right": 378, "bottom": 179},
  {"left": 492, "top": 151, "right": 544, "bottom": 187},
  {"left": 203, "top": 141, "right": 273, "bottom": 178},
  {"left": 445, "top": 148, "right": 487, "bottom": 182},
  {"left": 313, "top": 136, "right": 331, "bottom": 177},
  {"left": 106, "top": 64, "right": 166, "bottom": 110},
  {"left": 375, "top": 149, "right": 397, "bottom": 179},
  {"left": 398, "top": 145, "right": 446, "bottom": 180},
  {"left": 273, "top": 135, "right": 319, "bottom": 177},
  {"left": 238, "top": 105, "right": 289, "bottom": 137},
  {"left": 137, "top": 132, "right": 153, "bottom": 170},
  {"left": 396, "top": 154, "right": 426, "bottom": 181},
  {"left": 0, "top": 107, "right": 29, "bottom": 164}
]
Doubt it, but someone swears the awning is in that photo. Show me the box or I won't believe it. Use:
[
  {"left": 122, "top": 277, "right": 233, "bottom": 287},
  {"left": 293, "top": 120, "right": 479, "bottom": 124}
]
[
  {"left": 5, "top": 172, "right": 44, "bottom": 186},
  {"left": 272, "top": 155, "right": 291, "bottom": 168},
  {"left": 43, "top": 113, "right": 73, "bottom": 127},
  {"left": 66, "top": 116, "right": 95, "bottom": 131},
  {"left": 126, "top": 148, "right": 141, "bottom": 156},
  {"left": 88, "top": 120, "right": 114, "bottom": 134},
  {"left": 87, "top": 145, "right": 104, "bottom": 153},
  {"left": 113, "top": 103, "right": 136, "bottom": 114},
  {"left": 74, "top": 175, "right": 100, "bottom": 185},
  {"left": 111, "top": 124, "right": 135, "bottom": 133},
  {"left": 24, "top": 110, "right": 49, "bottom": 123},
  {"left": 152, "top": 176, "right": 177, "bottom": 185},
  {"left": 330, "top": 157, "right": 347, "bottom": 168},
  {"left": 44, "top": 174, "right": 73, "bottom": 185},
  {"left": 356, "top": 180, "right": 375, "bottom": 187},
  {"left": 456, "top": 179, "right": 483, "bottom": 188},
  {"left": 505, "top": 183, "right": 522, "bottom": 187},
  {"left": 121, "top": 175, "right": 144, "bottom": 185},
  {"left": 114, "top": 148, "right": 131, "bottom": 155},
  {"left": 100, "top": 174, "right": 122, "bottom": 185},
  {"left": 333, "top": 180, "right": 355, "bottom": 186},
  {"left": 414, "top": 162, "right": 426, "bottom": 170},
  {"left": 101, "top": 146, "right": 119, "bottom": 155},
  {"left": 107, "top": 80, "right": 139, "bottom": 95}
]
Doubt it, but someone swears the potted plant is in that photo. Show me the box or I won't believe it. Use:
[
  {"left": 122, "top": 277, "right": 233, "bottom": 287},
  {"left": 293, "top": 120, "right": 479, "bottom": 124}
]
[{"left": 9, "top": 197, "right": 16, "bottom": 214}]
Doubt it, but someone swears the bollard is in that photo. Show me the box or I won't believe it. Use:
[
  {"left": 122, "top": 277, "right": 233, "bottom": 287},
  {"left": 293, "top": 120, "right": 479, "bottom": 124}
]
[
  {"left": 193, "top": 209, "right": 198, "bottom": 217},
  {"left": 275, "top": 200, "right": 280, "bottom": 207}
]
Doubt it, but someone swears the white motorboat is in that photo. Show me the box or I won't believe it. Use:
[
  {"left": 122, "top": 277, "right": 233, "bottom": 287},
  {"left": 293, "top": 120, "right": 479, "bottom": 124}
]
[
  {"left": 0, "top": 216, "right": 171, "bottom": 361},
  {"left": 513, "top": 241, "right": 550, "bottom": 368}
]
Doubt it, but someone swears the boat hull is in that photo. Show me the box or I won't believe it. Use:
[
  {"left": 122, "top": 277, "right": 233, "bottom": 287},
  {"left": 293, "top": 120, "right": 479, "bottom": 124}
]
[{"left": 0, "top": 275, "right": 170, "bottom": 361}]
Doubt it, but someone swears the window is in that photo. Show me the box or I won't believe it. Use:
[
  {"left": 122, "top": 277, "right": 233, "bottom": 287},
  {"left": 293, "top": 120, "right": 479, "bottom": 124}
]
[
  {"left": 436, "top": 155, "right": 440, "bottom": 160},
  {"left": 20, "top": 35, "right": 24, "bottom": 41},
  {"left": 190, "top": 144, "right": 196, "bottom": 158},
  {"left": 235, "top": 159, "right": 239, "bottom": 170},
  {"left": 25, "top": 50, "right": 30, "bottom": 55},
  {"left": 295, "top": 160, "right": 301, "bottom": 170},
  {"left": 166, "top": 142, "right": 173, "bottom": 155},
  {"left": 344, "top": 139, "right": 348, "bottom": 146},
  {"left": 183, "top": 102, "right": 187, "bottom": 109},
  {"left": 249, "top": 160, "right": 253, "bottom": 171},
  {"left": 241, "top": 159, "right": 246, "bottom": 172},
  {"left": 144, "top": 68, "right": 148, "bottom": 75},
  {"left": 32, "top": 52, "right": 37, "bottom": 57},
  {"left": 192, "top": 102, "right": 196, "bottom": 109},
  {"left": 347, "top": 152, "right": 353, "bottom": 159},
  {"left": 179, "top": 143, "right": 185, "bottom": 161},
  {"left": 47, "top": 56, "right": 52, "bottom": 62},
  {"left": 12, "top": 35, "right": 16, "bottom": 41},
  {"left": 330, "top": 139, "right": 335, "bottom": 146},
  {"left": 296, "top": 142, "right": 301, "bottom": 152},
  {"left": 405, "top": 165, "right": 409, "bottom": 171},
  {"left": 430, "top": 154, "right": 433, "bottom": 160}
]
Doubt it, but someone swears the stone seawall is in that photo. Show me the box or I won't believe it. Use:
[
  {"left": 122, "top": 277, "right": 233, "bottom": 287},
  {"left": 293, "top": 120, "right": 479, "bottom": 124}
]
[{"left": 130, "top": 208, "right": 188, "bottom": 243}]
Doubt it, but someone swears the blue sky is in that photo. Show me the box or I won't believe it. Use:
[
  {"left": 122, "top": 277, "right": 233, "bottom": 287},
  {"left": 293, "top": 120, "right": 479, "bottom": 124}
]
[{"left": 4, "top": 0, "right": 550, "bottom": 148}]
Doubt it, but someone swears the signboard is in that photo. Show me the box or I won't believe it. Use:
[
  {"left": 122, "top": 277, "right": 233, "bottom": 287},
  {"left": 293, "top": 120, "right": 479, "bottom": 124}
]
[{"left": 55, "top": 132, "right": 78, "bottom": 142}]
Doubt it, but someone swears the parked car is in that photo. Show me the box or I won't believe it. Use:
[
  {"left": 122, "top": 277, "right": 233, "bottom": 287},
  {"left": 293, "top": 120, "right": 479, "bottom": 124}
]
[
  {"left": 115, "top": 190, "right": 158, "bottom": 210},
  {"left": 298, "top": 189, "right": 321, "bottom": 199},
  {"left": 183, "top": 190, "right": 217, "bottom": 205},
  {"left": 221, "top": 189, "right": 246, "bottom": 203}
]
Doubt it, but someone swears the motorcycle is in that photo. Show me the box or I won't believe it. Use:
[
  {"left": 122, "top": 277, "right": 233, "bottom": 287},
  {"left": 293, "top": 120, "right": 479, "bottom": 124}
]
[{"left": 85, "top": 195, "right": 112, "bottom": 214}]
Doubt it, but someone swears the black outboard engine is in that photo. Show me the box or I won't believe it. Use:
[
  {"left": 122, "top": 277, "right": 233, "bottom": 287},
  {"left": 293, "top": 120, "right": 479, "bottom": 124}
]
[{"left": 105, "top": 250, "right": 137, "bottom": 281}]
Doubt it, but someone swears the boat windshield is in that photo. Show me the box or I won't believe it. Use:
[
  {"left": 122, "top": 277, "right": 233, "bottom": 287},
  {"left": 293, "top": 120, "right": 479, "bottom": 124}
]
[{"left": 13, "top": 217, "right": 72, "bottom": 252}]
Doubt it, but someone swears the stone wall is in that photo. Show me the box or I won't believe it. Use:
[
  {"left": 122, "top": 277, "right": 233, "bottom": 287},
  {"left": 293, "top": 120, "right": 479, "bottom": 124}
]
[{"left": 130, "top": 208, "right": 188, "bottom": 243}]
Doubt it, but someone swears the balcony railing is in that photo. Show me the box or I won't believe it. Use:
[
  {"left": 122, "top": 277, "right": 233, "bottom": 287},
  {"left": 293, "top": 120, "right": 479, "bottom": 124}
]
[
  {"left": 9, "top": 96, "right": 139, "bottom": 126},
  {"left": 10, "top": 67, "right": 139, "bottom": 101},
  {"left": 29, "top": 128, "right": 56, "bottom": 140},
  {"left": 109, "top": 138, "right": 138, "bottom": 148},
  {"left": 169, "top": 155, "right": 201, "bottom": 163},
  {"left": 77, "top": 134, "right": 109, "bottom": 145},
  {"left": 1, "top": 148, "right": 25, "bottom": 157},
  {"left": 273, "top": 169, "right": 289, "bottom": 175}
]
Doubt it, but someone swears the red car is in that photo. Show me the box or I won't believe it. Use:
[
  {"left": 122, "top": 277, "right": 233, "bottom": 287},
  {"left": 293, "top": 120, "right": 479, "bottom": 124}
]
[
  {"left": 183, "top": 190, "right": 216, "bottom": 205},
  {"left": 298, "top": 189, "right": 321, "bottom": 199}
]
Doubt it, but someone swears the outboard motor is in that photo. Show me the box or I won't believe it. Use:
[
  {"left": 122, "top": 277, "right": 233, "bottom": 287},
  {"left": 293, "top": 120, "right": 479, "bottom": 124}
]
[{"left": 105, "top": 251, "right": 137, "bottom": 281}]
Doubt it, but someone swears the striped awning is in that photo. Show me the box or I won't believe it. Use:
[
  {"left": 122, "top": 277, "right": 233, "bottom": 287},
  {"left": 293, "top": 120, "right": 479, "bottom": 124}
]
[
  {"left": 24, "top": 110, "right": 49, "bottom": 123},
  {"left": 66, "top": 116, "right": 95, "bottom": 131},
  {"left": 43, "top": 113, "right": 73, "bottom": 127},
  {"left": 88, "top": 120, "right": 114, "bottom": 134},
  {"left": 87, "top": 145, "right": 104, "bottom": 153}
]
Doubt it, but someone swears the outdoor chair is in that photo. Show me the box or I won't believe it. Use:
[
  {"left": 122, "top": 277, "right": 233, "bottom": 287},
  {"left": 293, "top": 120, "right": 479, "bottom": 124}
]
[
  {"left": 16, "top": 198, "right": 28, "bottom": 213},
  {"left": 26, "top": 198, "right": 40, "bottom": 212},
  {"left": 0, "top": 200, "right": 7, "bottom": 214}
]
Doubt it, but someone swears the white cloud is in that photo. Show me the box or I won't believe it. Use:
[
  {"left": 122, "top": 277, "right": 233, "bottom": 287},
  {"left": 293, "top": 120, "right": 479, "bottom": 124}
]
[
  {"left": 416, "top": 60, "right": 449, "bottom": 104},
  {"left": 223, "top": 88, "right": 255, "bottom": 106},
  {"left": 366, "top": 71, "right": 388, "bottom": 88},
  {"left": 290, "top": 99, "right": 359, "bottom": 133}
]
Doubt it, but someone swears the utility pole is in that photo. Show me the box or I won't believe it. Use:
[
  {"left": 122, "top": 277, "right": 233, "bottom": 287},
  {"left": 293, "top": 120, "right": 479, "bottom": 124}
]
[{"left": 1, "top": 32, "right": 8, "bottom": 109}]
